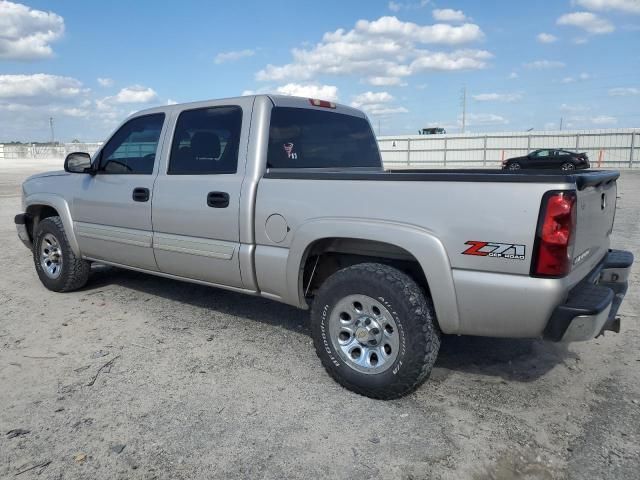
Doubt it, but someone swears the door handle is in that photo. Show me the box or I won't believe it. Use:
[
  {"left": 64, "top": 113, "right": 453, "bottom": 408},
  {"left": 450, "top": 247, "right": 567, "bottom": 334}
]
[
  {"left": 207, "top": 191, "right": 230, "bottom": 208},
  {"left": 132, "top": 187, "right": 150, "bottom": 202}
]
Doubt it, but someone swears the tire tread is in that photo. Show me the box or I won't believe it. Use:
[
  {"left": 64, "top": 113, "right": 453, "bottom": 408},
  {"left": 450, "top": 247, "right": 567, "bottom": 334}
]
[{"left": 311, "top": 262, "right": 440, "bottom": 400}]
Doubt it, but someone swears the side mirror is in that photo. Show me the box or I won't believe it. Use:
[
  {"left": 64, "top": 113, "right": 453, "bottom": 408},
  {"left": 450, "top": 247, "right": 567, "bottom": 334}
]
[{"left": 64, "top": 152, "right": 94, "bottom": 174}]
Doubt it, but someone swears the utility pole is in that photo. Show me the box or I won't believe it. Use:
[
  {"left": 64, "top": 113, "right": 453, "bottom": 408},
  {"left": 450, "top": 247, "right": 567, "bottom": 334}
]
[
  {"left": 49, "top": 117, "right": 55, "bottom": 144},
  {"left": 559, "top": 117, "right": 563, "bottom": 131},
  {"left": 460, "top": 86, "right": 467, "bottom": 133}
]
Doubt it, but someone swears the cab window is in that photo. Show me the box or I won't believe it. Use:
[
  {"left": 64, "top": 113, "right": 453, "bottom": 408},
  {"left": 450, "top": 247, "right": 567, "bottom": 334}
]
[
  {"left": 99, "top": 114, "right": 165, "bottom": 174},
  {"left": 168, "top": 106, "right": 242, "bottom": 175},
  {"left": 267, "top": 107, "right": 380, "bottom": 169}
]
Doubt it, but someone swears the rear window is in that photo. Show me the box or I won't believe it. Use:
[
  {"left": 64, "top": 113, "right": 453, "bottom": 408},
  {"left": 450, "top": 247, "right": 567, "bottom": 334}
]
[{"left": 267, "top": 107, "right": 381, "bottom": 169}]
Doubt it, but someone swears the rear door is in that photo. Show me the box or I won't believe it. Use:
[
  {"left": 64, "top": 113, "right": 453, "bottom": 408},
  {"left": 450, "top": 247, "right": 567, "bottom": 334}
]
[
  {"left": 72, "top": 113, "right": 166, "bottom": 270},
  {"left": 151, "top": 99, "right": 252, "bottom": 288}
]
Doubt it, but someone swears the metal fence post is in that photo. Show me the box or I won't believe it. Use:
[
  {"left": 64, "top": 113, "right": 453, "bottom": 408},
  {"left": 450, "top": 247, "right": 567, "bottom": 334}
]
[
  {"left": 443, "top": 137, "right": 447, "bottom": 167},
  {"left": 630, "top": 132, "right": 636, "bottom": 169},
  {"left": 483, "top": 135, "right": 487, "bottom": 167},
  {"left": 527, "top": 134, "right": 531, "bottom": 152},
  {"left": 407, "top": 138, "right": 411, "bottom": 167},
  {"left": 576, "top": 133, "right": 580, "bottom": 152}
]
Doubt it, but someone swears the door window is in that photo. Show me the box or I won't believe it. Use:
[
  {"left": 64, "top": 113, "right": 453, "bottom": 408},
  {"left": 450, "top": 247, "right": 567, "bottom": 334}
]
[
  {"left": 168, "top": 106, "right": 242, "bottom": 175},
  {"left": 533, "top": 150, "right": 549, "bottom": 158},
  {"left": 99, "top": 114, "right": 165, "bottom": 174}
]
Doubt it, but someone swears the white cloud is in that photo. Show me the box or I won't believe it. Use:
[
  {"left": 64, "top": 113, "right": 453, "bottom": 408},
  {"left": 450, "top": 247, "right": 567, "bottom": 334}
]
[
  {"left": 537, "top": 32, "right": 558, "bottom": 43},
  {"left": 608, "top": 87, "right": 640, "bottom": 96},
  {"left": 560, "top": 103, "right": 589, "bottom": 112},
  {"left": 557, "top": 12, "right": 615, "bottom": 34},
  {"left": 0, "top": 1, "right": 65, "bottom": 60},
  {"left": 591, "top": 115, "right": 617, "bottom": 124},
  {"left": 0, "top": 74, "right": 84, "bottom": 102},
  {"left": 351, "top": 91, "right": 395, "bottom": 107},
  {"left": 350, "top": 91, "right": 407, "bottom": 116},
  {"left": 366, "top": 106, "right": 409, "bottom": 115},
  {"left": 574, "top": 0, "right": 640, "bottom": 14},
  {"left": 113, "top": 85, "right": 158, "bottom": 103},
  {"left": 472, "top": 92, "right": 522, "bottom": 102},
  {"left": 388, "top": 0, "right": 430, "bottom": 12},
  {"left": 167, "top": 98, "right": 178, "bottom": 105},
  {"left": 508, "top": 71, "right": 519, "bottom": 79},
  {"left": 214, "top": 49, "right": 255, "bottom": 64},
  {"left": 432, "top": 9, "right": 467, "bottom": 22},
  {"left": 524, "top": 59, "right": 566, "bottom": 69},
  {"left": 0, "top": 74, "right": 97, "bottom": 140},
  {"left": 97, "top": 77, "right": 114, "bottom": 87},
  {"left": 275, "top": 83, "right": 339, "bottom": 101},
  {"left": 255, "top": 16, "right": 488, "bottom": 86},
  {"left": 464, "top": 113, "right": 509, "bottom": 126},
  {"left": 367, "top": 76, "right": 407, "bottom": 86},
  {"left": 560, "top": 72, "right": 591, "bottom": 83}
]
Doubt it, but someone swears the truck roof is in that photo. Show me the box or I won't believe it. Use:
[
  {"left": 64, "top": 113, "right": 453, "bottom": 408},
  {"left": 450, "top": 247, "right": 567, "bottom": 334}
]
[{"left": 132, "top": 94, "right": 367, "bottom": 119}]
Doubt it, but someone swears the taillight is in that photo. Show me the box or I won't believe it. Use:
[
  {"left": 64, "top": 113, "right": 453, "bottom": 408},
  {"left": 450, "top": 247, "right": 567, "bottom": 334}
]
[
  {"left": 309, "top": 98, "right": 336, "bottom": 109},
  {"left": 532, "top": 191, "right": 577, "bottom": 277}
]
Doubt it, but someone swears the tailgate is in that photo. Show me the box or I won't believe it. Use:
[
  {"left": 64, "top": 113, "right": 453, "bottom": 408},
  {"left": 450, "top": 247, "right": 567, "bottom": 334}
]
[{"left": 571, "top": 179, "right": 617, "bottom": 277}]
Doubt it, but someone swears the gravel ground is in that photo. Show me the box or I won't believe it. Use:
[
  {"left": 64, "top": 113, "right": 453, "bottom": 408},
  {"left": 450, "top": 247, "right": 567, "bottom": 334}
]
[{"left": 1, "top": 160, "right": 639, "bottom": 480}]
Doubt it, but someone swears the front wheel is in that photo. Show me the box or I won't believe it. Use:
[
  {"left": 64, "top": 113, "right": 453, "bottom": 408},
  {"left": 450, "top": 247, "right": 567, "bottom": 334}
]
[
  {"left": 311, "top": 263, "right": 440, "bottom": 399},
  {"left": 507, "top": 162, "right": 521, "bottom": 170},
  {"left": 33, "top": 216, "right": 90, "bottom": 292}
]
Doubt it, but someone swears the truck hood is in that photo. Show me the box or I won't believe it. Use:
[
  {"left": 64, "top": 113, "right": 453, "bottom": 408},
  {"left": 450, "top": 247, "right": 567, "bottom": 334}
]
[{"left": 24, "top": 170, "right": 69, "bottom": 182}]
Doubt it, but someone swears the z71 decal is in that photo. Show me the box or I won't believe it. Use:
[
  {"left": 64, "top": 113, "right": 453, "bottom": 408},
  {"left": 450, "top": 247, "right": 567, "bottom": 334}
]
[{"left": 462, "top": 241, "right": 526, "bottom": 260}]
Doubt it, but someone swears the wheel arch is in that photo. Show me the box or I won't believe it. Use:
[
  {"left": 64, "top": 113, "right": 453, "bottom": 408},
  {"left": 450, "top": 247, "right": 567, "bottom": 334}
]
[
  {"left": 286, "top": 218, "right": 460, "bottom": 334},
  {"left": 24, "top": 194, "right": 80, "bottom": 256}
]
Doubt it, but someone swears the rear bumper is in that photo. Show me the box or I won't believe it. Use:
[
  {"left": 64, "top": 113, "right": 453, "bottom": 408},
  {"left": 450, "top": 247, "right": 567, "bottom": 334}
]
[
  {"left": 544, "top": 249, "right": 633, "bottom": 342},
  {"left": 14, "top": 213, "right": 33, "bottom": 249}
]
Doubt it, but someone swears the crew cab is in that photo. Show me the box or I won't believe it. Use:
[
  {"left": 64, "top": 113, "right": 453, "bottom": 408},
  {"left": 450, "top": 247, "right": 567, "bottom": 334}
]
[{"left": 15, "top": 95, "right": 633, "bottom": 399}]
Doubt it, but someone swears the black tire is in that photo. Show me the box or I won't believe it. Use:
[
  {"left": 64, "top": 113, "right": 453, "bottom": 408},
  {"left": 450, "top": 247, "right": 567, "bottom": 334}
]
[
  {"left": 311, "top": 263, "right": 440, "bottom": 400},
  {"left": 33, "top": 216, "right": 90, "bottom": 292},
  {"left": 561, "top": 162, "right": 576, "bottom": 171},
  {"left": 507, "top": 162, "right": 521, "bottom": 170}
]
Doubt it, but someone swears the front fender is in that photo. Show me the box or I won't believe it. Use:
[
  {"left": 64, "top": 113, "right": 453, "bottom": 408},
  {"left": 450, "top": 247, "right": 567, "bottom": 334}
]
[
  {"left": 25, "top": 193, "right": 80, "bottom": 256},
  {"left": 285, "top": 217, "right": 460, "bottom": 334}
]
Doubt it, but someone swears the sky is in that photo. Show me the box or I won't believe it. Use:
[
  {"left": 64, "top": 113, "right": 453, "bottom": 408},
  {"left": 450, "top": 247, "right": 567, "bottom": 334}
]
[{"left": 0, "top": 0, "right": 639, "bottom": 142}]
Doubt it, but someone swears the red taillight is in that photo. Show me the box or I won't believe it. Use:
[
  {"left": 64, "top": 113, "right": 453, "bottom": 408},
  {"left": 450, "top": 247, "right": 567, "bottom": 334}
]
[
  {"left": 309, "top": 98, "right": 336, "bottom": 109},
  {"left": 533, "top": 191, "right": 577, "bottom": 277}
]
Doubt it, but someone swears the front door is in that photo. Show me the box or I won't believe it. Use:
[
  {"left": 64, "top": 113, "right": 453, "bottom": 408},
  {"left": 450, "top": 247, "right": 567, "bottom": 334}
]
[
  {"left": 72, "top": 113, "right": 166, "bottom": 270},
  {"left": 151, "top": 103, "right": 249, "bottom": 288}
]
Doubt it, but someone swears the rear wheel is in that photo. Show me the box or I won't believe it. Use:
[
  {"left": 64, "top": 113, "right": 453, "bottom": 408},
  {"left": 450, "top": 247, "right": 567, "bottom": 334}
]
[
  {"left": 561, "top": 162, "right": 576, "bottom": 171},
  {"left": 311, "top": 263, "right": 440, "bottom": 399},
  {"left": 507, "top": 162, "right": 521, "bottom": 170},
  {"left": 33, "top": 216, "right": 90, "bottom": 292}
]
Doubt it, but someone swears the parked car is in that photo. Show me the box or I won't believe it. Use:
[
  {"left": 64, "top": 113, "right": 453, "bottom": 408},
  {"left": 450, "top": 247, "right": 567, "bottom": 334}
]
[
  {"left": 15, "top": 95, "right": 632, "bottom": 399},
  {"left": 419, "top": 127, "right": 446, "bottom": 135},
  {"left": 503, "top": 149, "right": 590, "bottom": 170}
]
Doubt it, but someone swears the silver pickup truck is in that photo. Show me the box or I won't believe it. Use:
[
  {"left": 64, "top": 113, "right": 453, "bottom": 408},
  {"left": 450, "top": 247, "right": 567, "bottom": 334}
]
[{"left": 15, "top": 95, "right": 633, "bottom": 399}]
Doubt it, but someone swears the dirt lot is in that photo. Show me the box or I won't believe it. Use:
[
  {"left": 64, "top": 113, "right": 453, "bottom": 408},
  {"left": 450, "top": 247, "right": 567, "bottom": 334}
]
[{"left": 1, "top": 160, "right": 639, "bottom": 480}]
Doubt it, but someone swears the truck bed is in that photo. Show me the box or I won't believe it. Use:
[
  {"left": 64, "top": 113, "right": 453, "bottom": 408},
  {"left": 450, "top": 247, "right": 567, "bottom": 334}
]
[{"left": 264, "top": 168, "right": 619, "bottom": 190}]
